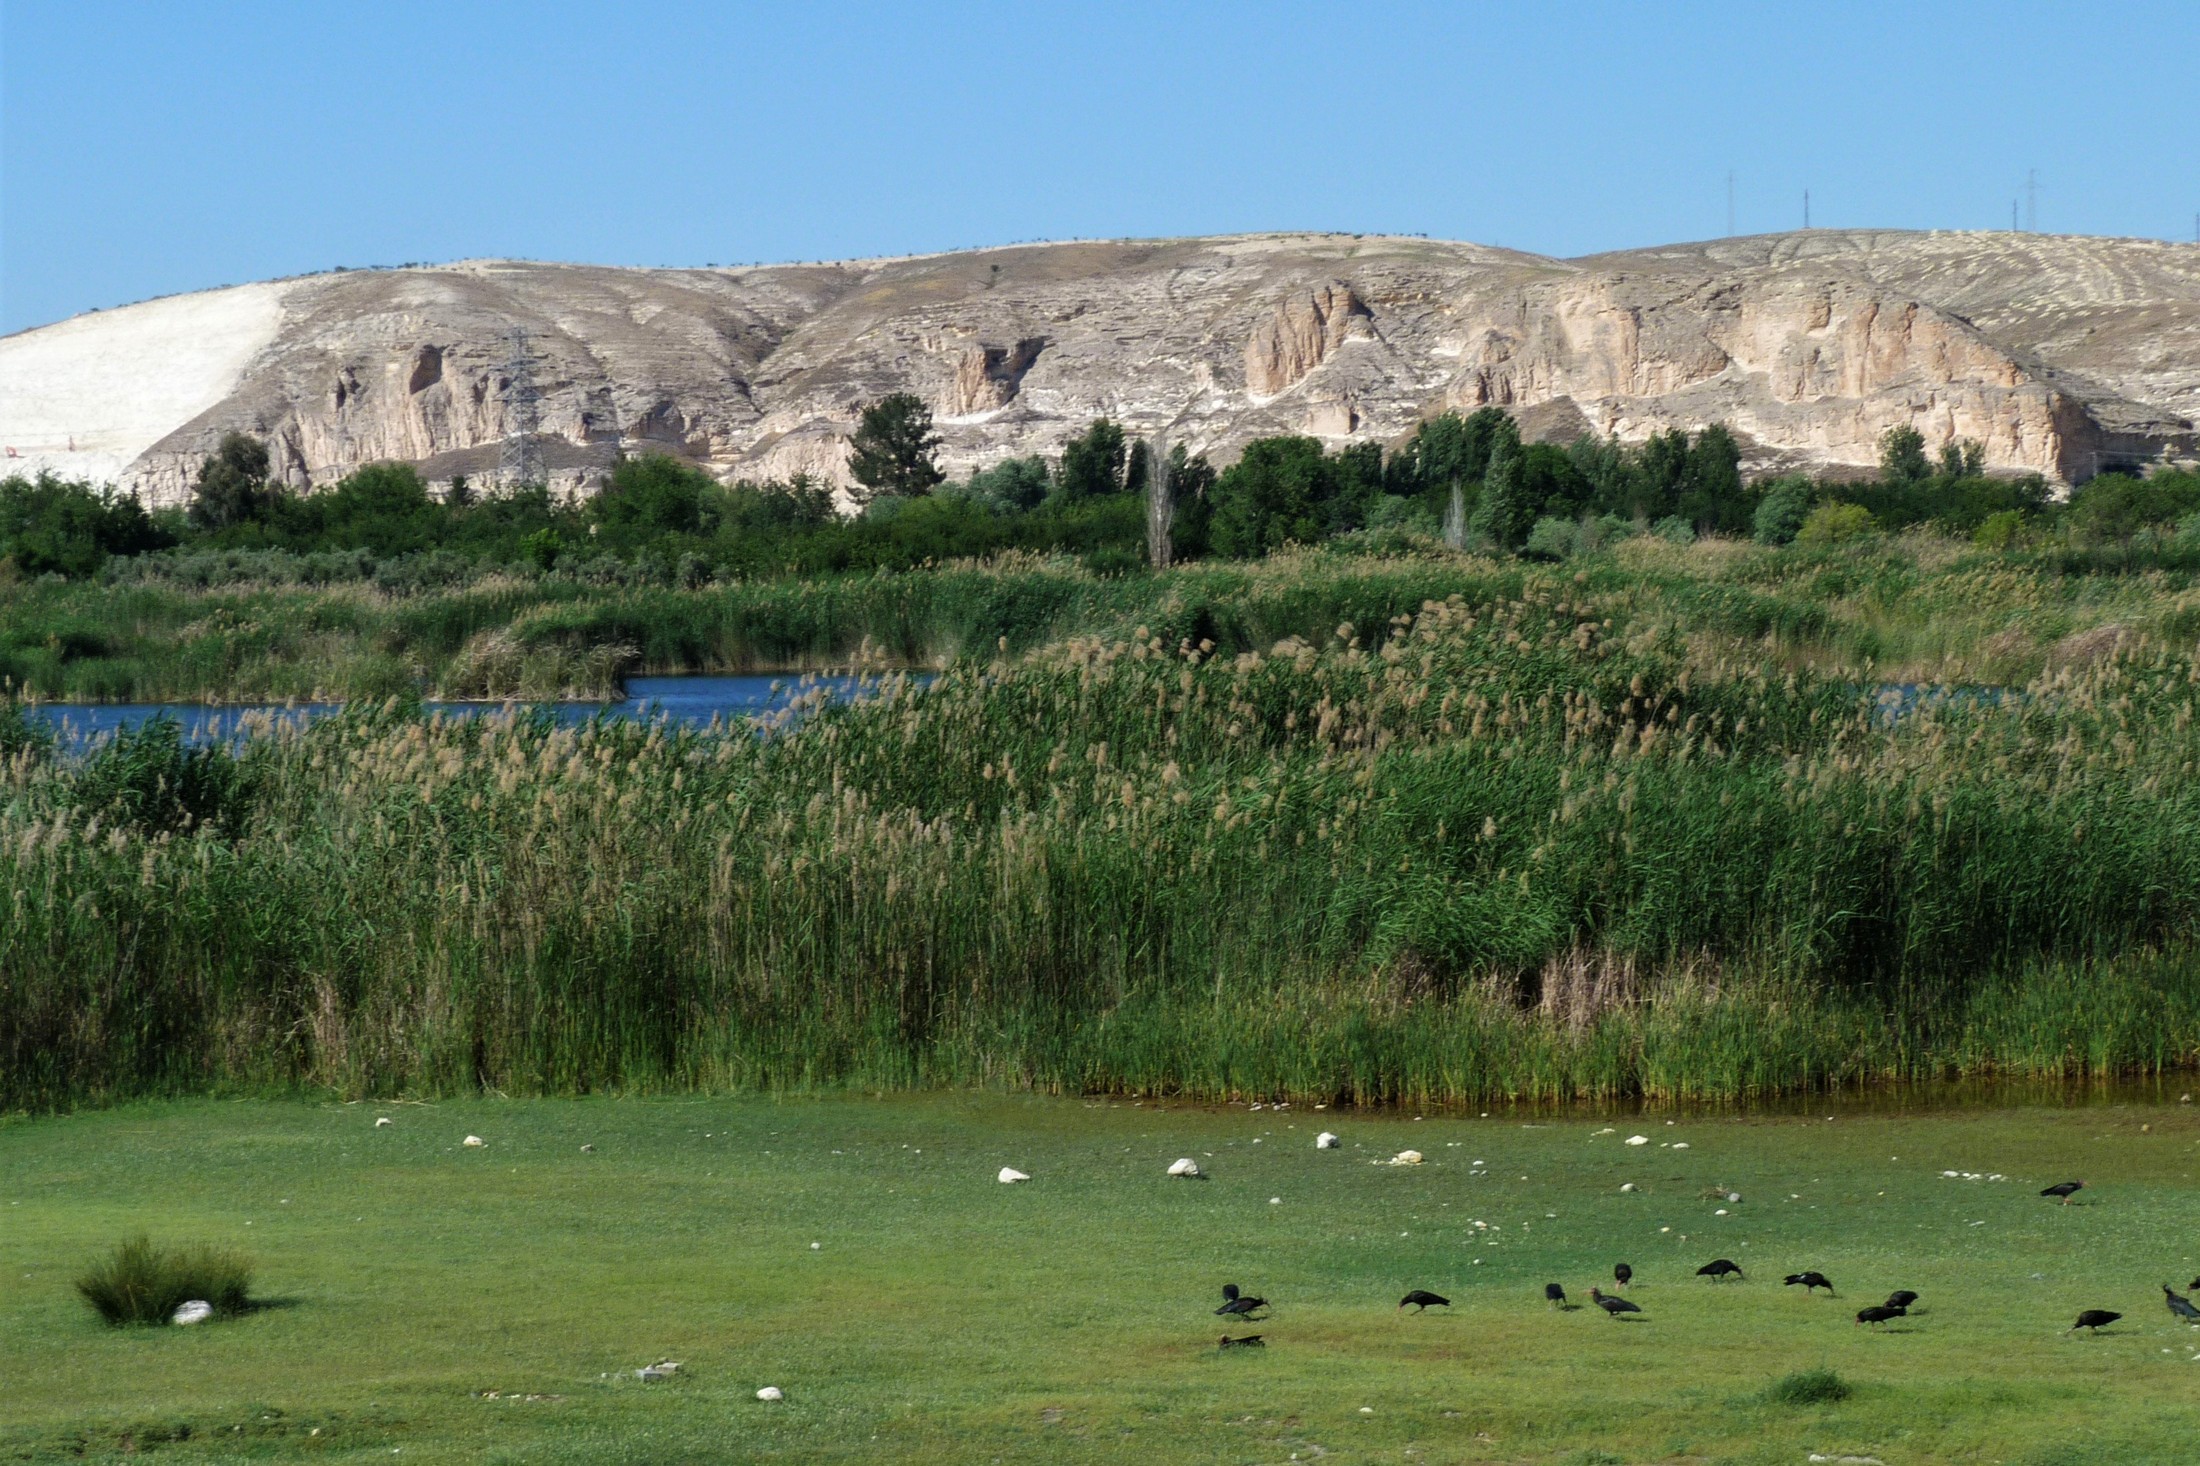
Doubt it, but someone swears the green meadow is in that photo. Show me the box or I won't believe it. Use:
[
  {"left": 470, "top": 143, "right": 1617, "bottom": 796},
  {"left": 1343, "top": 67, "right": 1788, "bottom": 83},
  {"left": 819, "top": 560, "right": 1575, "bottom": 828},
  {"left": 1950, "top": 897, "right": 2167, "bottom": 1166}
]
[{"left": 6, "top": 1093, "right": 2200, "bottom": 1464}]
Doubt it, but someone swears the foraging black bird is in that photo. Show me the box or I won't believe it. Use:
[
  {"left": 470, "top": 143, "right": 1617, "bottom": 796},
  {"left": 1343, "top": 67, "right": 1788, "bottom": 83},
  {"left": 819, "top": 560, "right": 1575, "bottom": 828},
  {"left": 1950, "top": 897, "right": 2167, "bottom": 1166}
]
[
  {"left": 1215, "top": 1284, "right": 1269, "bottom": 1318},
  {"left": 1398, "top": 1289, "right": 1450, "bottom": 1312},
  {"left": 2165, "top": 1285, "right": 2200, "bottom": 1323},
  {"left": 2040, "top": 1180, "right": 2085, "bottom": 1204},
  {"left": 1783, "top": 1271, "right": 1836, "bottom": 1295},
  {"left": 1884, "top": 1289, "right": 1920, "bottom": 1310},
  {"left": 1217, "top": 1333, "right": 1265, "bottom": 1348},
  {"left": 1612, "top": 1262, "right": 1632, "bottom": 1289},
  {"left": 1696, "top": 1258, "right": 1745, "bottom": 1282},
  {"left": 1587, "top": 1286, "right": 1640, "bottom": 1319},
  {"left": 1855, "top": 1304, "right": 1905, "bottom": 1327},
  {"left": 1544, "top": 1283, "right": 1567, "bottom": 1309},
  {"left": 2069, "top": 1309, "right": 2121, "bottom": 1334}
]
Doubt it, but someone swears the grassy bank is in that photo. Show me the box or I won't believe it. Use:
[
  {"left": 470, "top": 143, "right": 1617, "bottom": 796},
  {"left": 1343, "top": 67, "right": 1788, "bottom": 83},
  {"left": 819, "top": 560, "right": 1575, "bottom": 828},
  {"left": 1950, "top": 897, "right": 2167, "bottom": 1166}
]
[
  {"left": 9, "top": 538, "right": 2200, "bottom": 1111},
  {"left": 6, "top": 532, "right": 2200, "bottom": 703},
  {"left": 7, "top": 1094, "right": 2200, "bottom": 1464}
]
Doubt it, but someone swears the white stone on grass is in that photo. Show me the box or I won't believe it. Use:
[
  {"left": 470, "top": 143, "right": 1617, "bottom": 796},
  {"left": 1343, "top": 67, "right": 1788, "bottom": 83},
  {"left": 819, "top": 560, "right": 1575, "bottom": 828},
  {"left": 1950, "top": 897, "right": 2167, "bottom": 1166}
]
[
  {"left": 1388, "top": 1150, "right": 1424, "bottom": 1166},
  {"left": 172, "top": 1299, "right": 213, "bottom": 1326},
  {"left": 1316, "top": 1132, "right": 1340, "bottom": 1149},
  {"left": 998, "top": 1167, "right": 1030, "bottom": 1184},
  {"left": 1167, "top": 1157, "right": 1202, "bottom": 1178},
  {"left": 1625, "top": 1135, "right": 1649, "bottom": 1146},
  {"left": 462, "top": 1135, "right": 485, "bottom": 1148},
  {"left": 756, "top": 1386, "right": 785, "bottom": 1402},
  {"left": 374, "top": 1117, "right": 392, "bottom": 1128}
]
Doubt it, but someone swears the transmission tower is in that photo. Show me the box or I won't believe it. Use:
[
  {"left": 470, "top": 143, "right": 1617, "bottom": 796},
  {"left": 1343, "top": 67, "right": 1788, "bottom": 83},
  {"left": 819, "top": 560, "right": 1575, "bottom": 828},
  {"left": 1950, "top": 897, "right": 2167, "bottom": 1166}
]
[{"left": 499, "top": 327, "right": 546, "bottom": 488}]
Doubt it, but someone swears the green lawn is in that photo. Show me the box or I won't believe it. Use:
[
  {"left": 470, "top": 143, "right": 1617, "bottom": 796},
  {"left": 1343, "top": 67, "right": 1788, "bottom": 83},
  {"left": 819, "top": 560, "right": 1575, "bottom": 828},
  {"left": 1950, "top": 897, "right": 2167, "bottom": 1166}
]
[{"left": 5, "top": 1093, "right": 2199, "bottom": 1464}]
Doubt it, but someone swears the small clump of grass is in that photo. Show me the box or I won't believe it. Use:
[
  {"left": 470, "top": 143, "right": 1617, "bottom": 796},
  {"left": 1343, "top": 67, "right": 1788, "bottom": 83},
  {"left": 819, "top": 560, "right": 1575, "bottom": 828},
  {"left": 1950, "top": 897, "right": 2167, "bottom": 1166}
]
[
  {"left": 75, "top": 1236, "right": 253, "bottom": 1326},
  {"left": 1763, "top": 1367, "right": 1852, "bottom": 1405}
]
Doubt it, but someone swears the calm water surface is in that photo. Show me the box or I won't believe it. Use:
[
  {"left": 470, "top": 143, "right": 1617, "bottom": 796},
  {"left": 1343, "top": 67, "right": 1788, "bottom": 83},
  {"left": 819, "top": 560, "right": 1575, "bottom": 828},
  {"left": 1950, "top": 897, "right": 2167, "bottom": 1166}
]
[{"left": 25, "top": 673, "right": 911, "bottom": 746}]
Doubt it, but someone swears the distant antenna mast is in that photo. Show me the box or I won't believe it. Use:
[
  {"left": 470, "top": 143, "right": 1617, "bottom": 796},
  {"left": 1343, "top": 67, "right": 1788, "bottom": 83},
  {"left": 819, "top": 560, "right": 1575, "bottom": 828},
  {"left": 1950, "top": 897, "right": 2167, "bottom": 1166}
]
[
  {"left": 1726, "top": 171, "right": 1736, "bottom": 236},
  {"left": 499, "top": 327, "right": 545, "bottom": 488},
  {"left": 2025, "top": 168, "right": 2038, "bottom": 232},
  {"left": 1803, "top": 189, "right": 1811, "bottom": 230},
  {"left": 2012, "top": 200, "right": 2020, "bottom": 232}
]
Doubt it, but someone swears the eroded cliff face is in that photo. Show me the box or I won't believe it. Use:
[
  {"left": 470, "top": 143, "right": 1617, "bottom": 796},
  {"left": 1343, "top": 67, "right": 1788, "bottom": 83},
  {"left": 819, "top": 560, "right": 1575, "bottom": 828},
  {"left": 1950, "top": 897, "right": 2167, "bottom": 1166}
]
[{"left": 5, "top": 230, "right": 2194, "bottom": 504}]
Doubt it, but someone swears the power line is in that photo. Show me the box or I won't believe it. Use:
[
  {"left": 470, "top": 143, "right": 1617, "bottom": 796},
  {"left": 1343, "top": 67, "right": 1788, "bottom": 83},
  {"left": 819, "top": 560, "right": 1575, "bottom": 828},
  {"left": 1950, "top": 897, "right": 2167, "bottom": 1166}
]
[{"left": 499, "top": 327, "right": 545, "bottom": 489}]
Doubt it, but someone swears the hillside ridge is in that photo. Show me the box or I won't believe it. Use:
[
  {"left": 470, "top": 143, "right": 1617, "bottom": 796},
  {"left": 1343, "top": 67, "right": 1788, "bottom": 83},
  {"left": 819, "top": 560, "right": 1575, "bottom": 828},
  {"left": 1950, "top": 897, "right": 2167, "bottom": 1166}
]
[{"left": 4, "top": 229, "right": 2195, "bottom": 500}]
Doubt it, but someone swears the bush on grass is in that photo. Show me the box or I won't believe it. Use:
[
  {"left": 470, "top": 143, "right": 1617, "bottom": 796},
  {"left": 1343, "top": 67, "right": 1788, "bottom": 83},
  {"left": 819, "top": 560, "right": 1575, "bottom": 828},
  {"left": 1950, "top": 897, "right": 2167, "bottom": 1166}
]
[
  {"left": 76, "top": 1236, "right": 253, "bottom": 1326},
  {"left": 1764, "top": 1367, "right": 1852, "bottom": 1405}
]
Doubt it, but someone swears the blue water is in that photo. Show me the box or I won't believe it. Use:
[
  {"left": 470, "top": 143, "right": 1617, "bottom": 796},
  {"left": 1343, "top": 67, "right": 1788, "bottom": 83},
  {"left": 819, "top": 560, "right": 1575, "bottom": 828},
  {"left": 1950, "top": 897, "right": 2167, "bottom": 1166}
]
[{"left": 23, "top": 674, "right": 910, "bottom": 747}]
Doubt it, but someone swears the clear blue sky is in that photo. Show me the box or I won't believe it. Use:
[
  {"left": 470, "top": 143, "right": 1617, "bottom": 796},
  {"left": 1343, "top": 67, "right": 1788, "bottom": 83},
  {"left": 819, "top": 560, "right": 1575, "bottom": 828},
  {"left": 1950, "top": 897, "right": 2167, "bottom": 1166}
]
[{"left": 4, "top": 0, "right": 2196, "bottom": 335}]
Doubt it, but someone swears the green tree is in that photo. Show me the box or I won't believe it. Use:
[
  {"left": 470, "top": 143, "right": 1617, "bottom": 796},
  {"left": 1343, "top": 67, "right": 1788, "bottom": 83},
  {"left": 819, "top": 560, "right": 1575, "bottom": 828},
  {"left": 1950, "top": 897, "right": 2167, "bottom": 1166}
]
[
  {"left": 1878, "top": 425, "right": 1930, "bottom": 484},
  {"left": 847, "top": 393, "right": 944, "bottom": 503},
  {"left": 1752, "top": 478, "right": 1814, "bottom": 545},
  {"left": 1937, "top": 438, "right": 1986, "bottom": 478},
  {"left": 1676, "top": 423, "right": 1748, "bottom": 532},
  {"left": 593, "top": 454, "right": 712, "bottom": 536},
  {"left": 1468, "top": 432, "right": 1534, "bottom": 550},
  {"left": 1207, "top": 436, "right": 1377, "bottom": 557},
  {"left": 1795, "top": 501, "right": 1876, "bottom": 546},
  {"left": 0, "top": 473, "right": 171, "bottom": 577},
  {"left": 1055, "top": 418, "right": 1129, "bottom": 499},
  {"left": 187, "top": 432, "right": 274, "bottom": 531}
]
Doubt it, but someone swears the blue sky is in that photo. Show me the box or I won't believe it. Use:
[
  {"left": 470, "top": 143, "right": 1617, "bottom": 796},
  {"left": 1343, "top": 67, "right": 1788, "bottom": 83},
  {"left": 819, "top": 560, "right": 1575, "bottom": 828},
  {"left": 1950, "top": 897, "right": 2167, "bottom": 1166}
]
[{"left": 4, "top": 0, "right": 2196, "bottom": 334}]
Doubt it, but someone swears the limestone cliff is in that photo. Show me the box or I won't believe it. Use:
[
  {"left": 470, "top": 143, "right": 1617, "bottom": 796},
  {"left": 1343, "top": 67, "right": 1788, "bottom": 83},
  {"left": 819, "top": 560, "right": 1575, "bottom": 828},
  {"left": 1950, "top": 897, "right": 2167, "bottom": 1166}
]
[{"left": 3, "top": 229, "right": 2194, "bottom": 504}]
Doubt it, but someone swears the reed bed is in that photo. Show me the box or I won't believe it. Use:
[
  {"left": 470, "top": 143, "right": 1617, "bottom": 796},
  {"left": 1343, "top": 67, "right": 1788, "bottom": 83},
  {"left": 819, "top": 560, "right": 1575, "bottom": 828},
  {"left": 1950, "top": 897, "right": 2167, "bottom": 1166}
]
[{"left": 8, "top": 550, "right": 2200, "bottom": 1111}]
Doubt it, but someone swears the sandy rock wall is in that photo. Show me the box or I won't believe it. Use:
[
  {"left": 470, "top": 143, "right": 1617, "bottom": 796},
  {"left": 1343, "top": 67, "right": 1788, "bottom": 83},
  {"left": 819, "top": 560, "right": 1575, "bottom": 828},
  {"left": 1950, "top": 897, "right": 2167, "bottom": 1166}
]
[{"left": 4, "top": 230, "right": 2193, "bottom": 505}]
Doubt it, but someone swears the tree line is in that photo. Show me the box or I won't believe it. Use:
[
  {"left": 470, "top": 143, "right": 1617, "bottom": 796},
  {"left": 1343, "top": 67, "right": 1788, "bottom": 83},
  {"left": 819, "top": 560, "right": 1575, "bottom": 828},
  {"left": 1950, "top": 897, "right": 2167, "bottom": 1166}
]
[{"left": 4, "top": 392, "right": 2196, "bottom": 586}]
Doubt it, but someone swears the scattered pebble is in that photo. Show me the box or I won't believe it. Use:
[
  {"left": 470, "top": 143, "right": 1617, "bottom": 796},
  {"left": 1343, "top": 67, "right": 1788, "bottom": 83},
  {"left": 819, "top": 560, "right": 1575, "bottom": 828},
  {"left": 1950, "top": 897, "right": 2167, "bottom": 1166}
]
[
  {"left": 374, "top": 1117, "right": 392, "bottom": 1128},
  {"left": 1672, "top": 1142, "right": 1690, "bottom": 1150},
  {"left": 1620, "top": 1183, "right": 1638, "bottom": 1193},
  {"left": 1388, "top": 1150, "right": 1424, "bottom": 1166},
  {"left": 580, "top": 1144, "right": 594, "bottom": 1153},
  {"left": 1270, "top": 1197, "right": 1282, "bottom": 1205},
  {"left": 810, "top": 1242, "right": 821, "bottom": 1250},
  {"left": 756, "top": 1386, "right": 785, "bottom": 1402},
  {"left": 1625, "top": 1135, "right": 1649, "bottom": 1146},
  {"left": 462, "top": 1135, "right": 485, "bottom": 1148},
  {"left": 172, "top": 1300, "right": 213, "bottom": 1326},
  {"left": 1168, "top": 1157, "right": 1203, "bottom": 1178},
  {"left": 1316, "top": 1132, "right": 1340, "bottom": 1149},
  {"left": 998, "top": 1167, "right": 1030, "bottom": 1184}
]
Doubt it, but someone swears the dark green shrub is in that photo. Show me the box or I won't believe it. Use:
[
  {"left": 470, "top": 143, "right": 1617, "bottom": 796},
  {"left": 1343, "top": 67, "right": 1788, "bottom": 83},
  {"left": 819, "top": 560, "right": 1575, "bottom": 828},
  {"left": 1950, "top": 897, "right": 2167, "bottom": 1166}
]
[
  {"left": 76, "top": 1237, "right": 253, "bottom": 1326},
  {"left": 1765, "top": 1368, "right": 1852, "bottom": 1405}
]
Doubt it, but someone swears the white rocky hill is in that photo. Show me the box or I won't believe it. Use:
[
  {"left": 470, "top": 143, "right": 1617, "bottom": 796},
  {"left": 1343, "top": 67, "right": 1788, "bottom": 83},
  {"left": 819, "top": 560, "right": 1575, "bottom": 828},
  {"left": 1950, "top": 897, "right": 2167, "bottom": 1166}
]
[{"left": 3, "top": 229, "right": 2194, "bottom": 504}]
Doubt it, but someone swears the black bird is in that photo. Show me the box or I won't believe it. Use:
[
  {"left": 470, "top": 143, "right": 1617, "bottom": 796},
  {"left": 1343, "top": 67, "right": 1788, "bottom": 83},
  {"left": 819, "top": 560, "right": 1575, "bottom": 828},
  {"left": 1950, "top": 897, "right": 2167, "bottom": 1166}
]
[
  {"left": 1215, "top": 1284, "right": 1269, "bottom": 1318},
  {"left": 1398, "top": 1289, "right": 1450, "bottom": 1312},
  {"left": 1697, "top": 1259, "right": 1745, "bottom": 1282},
  {"left": 1855, "top": 1304, "right": 1905, "bottom": 1327},
  {"left": 1544, "top": 1283, "right": 1567, "bottom": 1309},
  {"left": 1613, "top": 1263, "right": 1633, "bottom": 1289},
  {"left": 1783, "top": 1271, "right": 1835, "bottom": 1295},
  {"left": 1587, "top": 1286, "right": 1640, "bottom": 1319},
  {"left": 2165, "top": 1285, "right": 2200, "bottom": 1323},
  {"left": 2040, "top": 1180, "right": 2085, "bottom": 1205},
  {"left": 1218, "top": 1333, "right": 1265, "bottom": 1348},
  {"left": 2069, "top": 1309, "right": 2121, "bottom": 1334},
  {"left": 1884, "top": 1289, "right": 1919, "bottom": 1310}
]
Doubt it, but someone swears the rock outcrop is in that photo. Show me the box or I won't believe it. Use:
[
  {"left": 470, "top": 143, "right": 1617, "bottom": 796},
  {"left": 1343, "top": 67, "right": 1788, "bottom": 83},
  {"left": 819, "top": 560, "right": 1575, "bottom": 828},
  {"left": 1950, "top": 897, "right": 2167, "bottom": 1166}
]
[{"left": 3, "top": 230, "right": 2194, "bottom": 504}]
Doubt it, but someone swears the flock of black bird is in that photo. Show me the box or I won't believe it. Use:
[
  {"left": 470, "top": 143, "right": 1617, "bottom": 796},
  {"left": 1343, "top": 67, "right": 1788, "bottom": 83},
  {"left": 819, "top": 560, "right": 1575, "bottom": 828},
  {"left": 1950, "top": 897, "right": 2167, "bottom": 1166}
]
[{"left": 1212, "top": 1179, "right": 2170, "bottom": 1348}]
